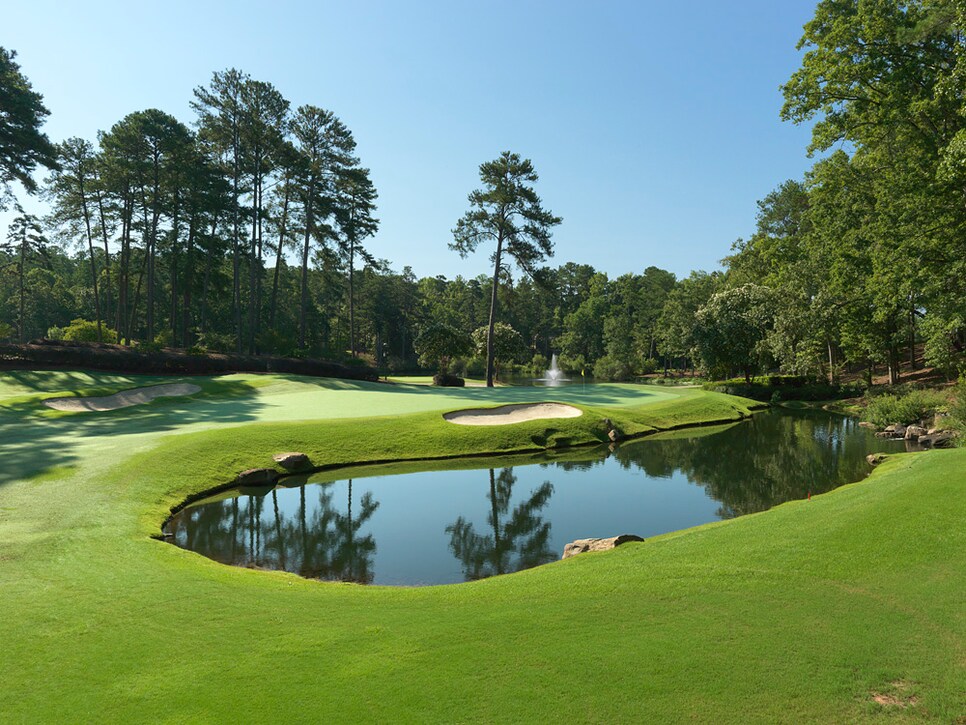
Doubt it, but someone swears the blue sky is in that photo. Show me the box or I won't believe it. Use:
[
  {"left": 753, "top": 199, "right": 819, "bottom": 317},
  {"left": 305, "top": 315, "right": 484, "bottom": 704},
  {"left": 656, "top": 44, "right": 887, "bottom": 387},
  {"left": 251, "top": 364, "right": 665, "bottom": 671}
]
[{"left": 4, "top": 0, "right": 820, "bottom": 282}]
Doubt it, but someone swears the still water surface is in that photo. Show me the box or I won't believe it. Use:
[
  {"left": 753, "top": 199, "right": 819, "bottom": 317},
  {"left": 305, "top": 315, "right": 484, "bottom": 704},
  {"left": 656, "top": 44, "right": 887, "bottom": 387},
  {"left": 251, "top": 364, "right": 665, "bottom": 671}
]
[{"left": 166, "top": 409, "right": 904, "bottom": 586}]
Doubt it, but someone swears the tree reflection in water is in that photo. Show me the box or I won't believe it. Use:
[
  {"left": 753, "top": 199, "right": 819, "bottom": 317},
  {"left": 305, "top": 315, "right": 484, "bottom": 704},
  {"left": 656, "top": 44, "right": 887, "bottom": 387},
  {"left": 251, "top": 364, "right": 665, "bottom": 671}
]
[
  {"left": 169, "top": 409, "right": 899, "bottom": 585},
  {"left": 446, "top": 468, "right": 556, "bottom": 581},
  {"left": 174, "top": 479, "right": 379, "bottom": 583},
  {"left": 612, "top": 408, "right": 889, "bottom": 518}
]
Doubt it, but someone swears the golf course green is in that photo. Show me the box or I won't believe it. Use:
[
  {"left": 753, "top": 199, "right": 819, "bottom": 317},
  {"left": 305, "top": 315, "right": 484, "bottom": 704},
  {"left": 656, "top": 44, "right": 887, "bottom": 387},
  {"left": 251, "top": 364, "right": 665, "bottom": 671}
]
[{"left": 0, "top": 370, "right": 963, "bottom": 722}]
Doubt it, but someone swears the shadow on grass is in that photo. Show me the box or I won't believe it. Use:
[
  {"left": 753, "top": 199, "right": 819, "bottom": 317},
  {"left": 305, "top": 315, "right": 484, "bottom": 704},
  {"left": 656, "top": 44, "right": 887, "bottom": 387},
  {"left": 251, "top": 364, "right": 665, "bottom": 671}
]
[
  {"left": 0, "top": 378, "right": 266, "bottom": 487},
  {"left": 0, "top": 375, "right": 675, "bottom": 489},
  {"left": 376, "top": 380, "right": 672, "bottom": 408}
]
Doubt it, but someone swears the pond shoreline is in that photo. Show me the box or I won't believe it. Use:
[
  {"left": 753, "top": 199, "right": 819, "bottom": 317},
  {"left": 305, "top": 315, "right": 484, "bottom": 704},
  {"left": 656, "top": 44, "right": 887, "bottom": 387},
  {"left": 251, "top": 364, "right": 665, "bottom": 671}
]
[{"left": 157, "top": 401, "right": 769, "bottom": 539}]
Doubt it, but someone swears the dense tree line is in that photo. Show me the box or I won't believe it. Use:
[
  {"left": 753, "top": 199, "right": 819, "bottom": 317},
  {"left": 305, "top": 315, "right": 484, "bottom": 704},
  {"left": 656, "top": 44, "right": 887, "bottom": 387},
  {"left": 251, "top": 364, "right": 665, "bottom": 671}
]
[{"left": 4, "top": 0, "right": 966, "bottom": 384}]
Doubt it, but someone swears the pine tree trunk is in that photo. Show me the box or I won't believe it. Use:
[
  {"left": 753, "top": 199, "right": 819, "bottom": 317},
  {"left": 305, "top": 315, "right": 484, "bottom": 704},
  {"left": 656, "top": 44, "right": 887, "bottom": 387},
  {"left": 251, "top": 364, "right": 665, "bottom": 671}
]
[
  {"left": 269, "top": 180, "right": 290, "bottom": 328},
  {"left": 298, "top": 191, "right": 314, "bottom": 350},
  {"left": 248, "top": 159, "right": 260, "bottom": 355},
  {"left": 232, "top": 122, "right": 242, "bottom": 355},
  {"left": 485, "top": 235, "right": 504, "bottom": 387},
  {"left": 78, "top": 176, "right": 102, "bottom": 342},
  {"left": 182, "top": 218, "right": 195, "bottom": 347},
  {"left": 349, "top": 237, "right": 356, "bottom": 357},
  {"left": 94, "top": 186, "right": 112, "bottom": 325},
  {"left": 147, "top": 160, "right": 161, "bottom": 345},
  {"left": 908, "top": 308, "right": 917, "bottom": 370},
  {"left": 18, "top": 231, "right": 26, "bottom": 343}
]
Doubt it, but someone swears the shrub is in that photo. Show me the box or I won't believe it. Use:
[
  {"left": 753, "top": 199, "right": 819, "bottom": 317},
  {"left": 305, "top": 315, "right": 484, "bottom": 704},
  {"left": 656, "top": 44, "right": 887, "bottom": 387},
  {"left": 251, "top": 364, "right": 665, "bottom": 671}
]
[
  {"left": 950, "top": 378, "right": 966, "bottom": 423},
  {"left": 48, "top": 319, "right": 118, "bottom": 344},
  {"left": 257, "top": 328, "right": 297, "bottom": 356},
  {"left": 640, "top": 358, "right": 658, "bottom": 375},
  {"left": 557, "top": 353, "right": 585, "bottom": 375},
  {"left": 153, "top": 329, "right": 174, "bottom": 348},
  {"left": 415, "top": 323, "right": 472, "bottom": 373},
  {"left": 432, "top": 373, "right": 465, "bottom": 387},
  {"left": 862, "top": 389, "right": 947, "bottom": 427},
  {"left": 0, "top": 322, "right": 12, "bottom": 341},
  {"left": 531, "top": 354, "right": 549, "bottom": 377},
  {"left": 195, "top": 331, "right": 235, "bottom": 354},
  {"left": 135, "top": 340, "right": 164, "bottom": 353},
  {"left": 593, "top": 354, "right": 632, "bottom": 381},
  {"left": 464, "top": 357, "right": 486, "bottom": 378},
  {"left": 470, "top": 323, "right": 526, "bottom": 374},
  {"left": 703, "top": 378, "right": 863, "bottom": 402}
]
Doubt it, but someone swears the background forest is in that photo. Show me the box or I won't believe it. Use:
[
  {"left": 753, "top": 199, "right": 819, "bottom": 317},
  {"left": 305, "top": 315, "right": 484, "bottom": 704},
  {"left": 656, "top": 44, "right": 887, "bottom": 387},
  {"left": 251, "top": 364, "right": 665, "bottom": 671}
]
[{"left": 4, "top": 1, "right": 966, "bottom": 385}]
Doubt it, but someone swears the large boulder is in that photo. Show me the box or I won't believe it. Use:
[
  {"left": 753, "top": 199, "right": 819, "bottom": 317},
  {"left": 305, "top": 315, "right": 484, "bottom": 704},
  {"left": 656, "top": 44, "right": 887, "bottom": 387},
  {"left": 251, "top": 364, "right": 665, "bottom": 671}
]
[
  {"left": 904, "top": 425, "right": 926, "bottom": 441},
  {"left": 235, "top": 468, "right": 278, "bottom": 486},
  {"left": 562, "top": 534, "right": 644, "bottom": 560},
  {"left": 866, "top": 453, "right": 888, "bottom": 467},
  {"left": 272, "top": 452, "right": 310, "bottom": 470},
  {"left": 602, "top": 418, "right": 623, "bottom": 442},
  {"left": 858, "top": 421, "right": 877, "bottom": 430},
  {"left": 919, "top": 431, "right": 956, "bottom": 449}
]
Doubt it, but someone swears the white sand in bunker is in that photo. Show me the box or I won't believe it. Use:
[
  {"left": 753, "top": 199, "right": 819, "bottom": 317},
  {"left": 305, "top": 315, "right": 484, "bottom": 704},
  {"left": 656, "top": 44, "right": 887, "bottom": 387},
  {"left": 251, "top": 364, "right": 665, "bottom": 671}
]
[
  {"left": 443, "top": 402, "right": 583, "bottom": 426},
  {"left": 43, "top": 383, "right": 202, "bottom": 412}
]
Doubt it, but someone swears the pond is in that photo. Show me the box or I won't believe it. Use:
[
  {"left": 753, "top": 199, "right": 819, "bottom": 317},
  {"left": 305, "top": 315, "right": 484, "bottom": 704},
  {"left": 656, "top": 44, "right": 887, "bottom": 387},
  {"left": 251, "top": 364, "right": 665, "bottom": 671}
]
[{"left": 164, "top": 408, "right": 907, "bottom": 586}]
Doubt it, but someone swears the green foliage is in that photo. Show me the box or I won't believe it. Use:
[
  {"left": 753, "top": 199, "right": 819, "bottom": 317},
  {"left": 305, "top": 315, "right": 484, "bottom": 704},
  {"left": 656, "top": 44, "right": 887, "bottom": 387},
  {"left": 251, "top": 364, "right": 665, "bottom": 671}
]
[
  {"left": 530, "top": 353, "right": 549, "bottom": 377},
  {"left": 471, "top": 323, "right": 525, "bottom": 367},
  {"left": 134, "top": 340, "right": 164, "bottom": 353},
  {"left": 557, "top": 353, "right": 585, "bottom": 375},
  {"left": 152, "top": 329, "right": 173, "bottom": 348},
  {"left": 592, "top": 354, "right": 632, "bottom": 381},
  {"left": 194, "top": 331, "right": 235, "bottom": 354},
  {"left": 948, "top": 378, "right": 966, "bottom": 439},
  {"left": 0, "top": 47, "right": 59, "bottom": 204},
  {"left": 53, "top": 318, "right": 118, "bottom": 344},
  {"left": 703, "top": 375, "right": 862, "bottom": 403},
  {"left": 463, "top": 356, "right": 486, "bottom": 378},
  {"left": 0, "top": 321, "right": 12, "bottom": 340},
  {"left": 862, "top": 389, "right": 947, "bottom": 428},
  {"left": 921, "top": 311, "right": 966, "bottom": 378},
  {"left": 452, "top": 151, "right": 561, "bottom": 385},
  {"left": 414, "top": 323, "right": 472, "bottom": 373},
  {"left": 656, "top": 271, "right": 720, "bottom": 370},
  {"left": 694, "top": 284, "right": 775, "bottom": 381}
]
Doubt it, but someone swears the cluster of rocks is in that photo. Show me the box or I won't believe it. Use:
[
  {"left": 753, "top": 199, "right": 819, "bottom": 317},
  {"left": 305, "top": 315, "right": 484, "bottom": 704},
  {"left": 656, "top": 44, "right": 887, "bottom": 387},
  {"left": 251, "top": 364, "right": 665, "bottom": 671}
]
[
  {"left": 233, "top": 452, "right": 311, "bottom": 494},
  {"left": 870, "top": 420, "right": 956, "bottom": 449}
]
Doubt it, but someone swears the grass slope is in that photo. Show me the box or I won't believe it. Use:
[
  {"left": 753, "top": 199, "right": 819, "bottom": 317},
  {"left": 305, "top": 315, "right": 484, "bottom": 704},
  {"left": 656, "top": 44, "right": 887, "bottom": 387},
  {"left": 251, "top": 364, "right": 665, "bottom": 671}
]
[{"left": 0, "top": 371, "right": 962, "bottom": 722}]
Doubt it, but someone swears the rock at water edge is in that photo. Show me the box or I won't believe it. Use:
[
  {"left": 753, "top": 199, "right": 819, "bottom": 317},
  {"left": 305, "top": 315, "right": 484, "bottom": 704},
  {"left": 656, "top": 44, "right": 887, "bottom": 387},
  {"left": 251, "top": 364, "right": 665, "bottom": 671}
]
[
  {"left": 562, "top": 534, "right": 644, "bottom": 560},
  {"left": 272, "top": 452, "right": 310, "bottom": 470}
]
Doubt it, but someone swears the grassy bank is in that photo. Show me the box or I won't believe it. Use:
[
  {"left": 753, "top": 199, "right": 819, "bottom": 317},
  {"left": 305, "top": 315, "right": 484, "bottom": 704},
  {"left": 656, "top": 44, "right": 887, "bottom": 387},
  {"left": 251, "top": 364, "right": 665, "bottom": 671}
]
[{"left": 0, "top": 371, "right": 962, "bottom": 722}]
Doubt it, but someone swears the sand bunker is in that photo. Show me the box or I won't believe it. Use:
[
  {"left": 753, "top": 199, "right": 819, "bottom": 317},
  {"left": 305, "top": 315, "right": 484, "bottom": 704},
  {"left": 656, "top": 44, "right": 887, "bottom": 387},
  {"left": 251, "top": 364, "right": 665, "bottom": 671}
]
[
  {"left": 43, "top": 383, "right": 202, "bottom": 412},
  {"left": 443, "top": 402, "right": 582, "bottom": 426}
]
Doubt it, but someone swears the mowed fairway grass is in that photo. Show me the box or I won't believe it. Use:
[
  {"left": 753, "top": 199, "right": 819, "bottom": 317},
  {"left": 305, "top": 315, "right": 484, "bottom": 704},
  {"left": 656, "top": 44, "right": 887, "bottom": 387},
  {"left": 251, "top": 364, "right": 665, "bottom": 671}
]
[{"left": 0, "top": 370, "right": 963, "bottom": 723}]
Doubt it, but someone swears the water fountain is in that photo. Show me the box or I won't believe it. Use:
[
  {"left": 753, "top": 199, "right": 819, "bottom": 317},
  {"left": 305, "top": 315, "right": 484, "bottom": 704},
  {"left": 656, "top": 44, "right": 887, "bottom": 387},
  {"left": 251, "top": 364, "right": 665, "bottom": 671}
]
[{"left": 540, "top": 354, "right": 569, "bottom": 386}]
